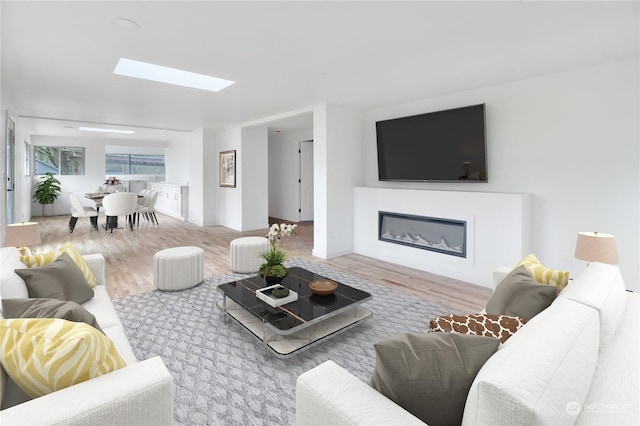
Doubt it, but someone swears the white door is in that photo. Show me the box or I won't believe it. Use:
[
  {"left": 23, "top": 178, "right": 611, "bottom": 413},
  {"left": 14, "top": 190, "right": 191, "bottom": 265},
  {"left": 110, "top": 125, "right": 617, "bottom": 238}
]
[
  {"left": 5, "top": 114, "right": 15, "bottom": 224},
  {"left": 299, "top": 140, "right": 314, "bottom": 221}
]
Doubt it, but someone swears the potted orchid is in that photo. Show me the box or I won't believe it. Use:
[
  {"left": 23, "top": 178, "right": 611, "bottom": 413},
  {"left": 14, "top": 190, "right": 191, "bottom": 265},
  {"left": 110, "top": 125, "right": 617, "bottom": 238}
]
[
  {"left": 259, "top": 223, "right": 298, "bottom": 284},
  {"left": 103, "top": 176, "right": 122, "bottom": 193}
]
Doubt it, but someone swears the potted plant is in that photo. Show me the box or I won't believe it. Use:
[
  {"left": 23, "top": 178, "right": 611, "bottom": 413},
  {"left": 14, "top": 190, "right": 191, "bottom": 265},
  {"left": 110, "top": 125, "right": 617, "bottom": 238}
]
[
  {"left": 259, "top": 223, "right": 298, "bottom": 284},
  {"left": 33, "top": 172, "right": 62, "bottom": 216}
]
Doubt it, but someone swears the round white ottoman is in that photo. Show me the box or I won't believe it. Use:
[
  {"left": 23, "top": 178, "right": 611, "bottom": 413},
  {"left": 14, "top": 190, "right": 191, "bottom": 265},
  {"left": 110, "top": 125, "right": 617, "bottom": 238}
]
[
  {"left": 230, "top": 236, "right": 270, "bottom": 273},
  {"left": 154, "top": 246, "right": 204, "bottom": 291}
]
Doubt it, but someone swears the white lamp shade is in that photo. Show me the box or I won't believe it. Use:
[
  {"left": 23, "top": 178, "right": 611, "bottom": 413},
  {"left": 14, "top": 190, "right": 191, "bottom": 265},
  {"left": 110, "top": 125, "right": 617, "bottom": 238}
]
[
  {"left": 574, "top": 231, "right": 619, "bottom": 264},
  {"left": 3, "top": 222, "right": 42, "bottom": 248}
]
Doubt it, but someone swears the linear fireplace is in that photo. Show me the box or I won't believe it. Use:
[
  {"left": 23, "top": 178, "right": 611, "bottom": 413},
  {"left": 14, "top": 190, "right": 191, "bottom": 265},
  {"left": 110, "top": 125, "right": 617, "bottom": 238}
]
[{"left": 378, "top": 211, "right": 466, "bottom": 258}]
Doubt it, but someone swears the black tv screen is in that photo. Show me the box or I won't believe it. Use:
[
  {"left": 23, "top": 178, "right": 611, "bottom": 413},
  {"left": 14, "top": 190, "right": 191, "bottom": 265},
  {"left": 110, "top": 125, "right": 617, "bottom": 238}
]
[{"left": 376, "top": 104, "right": 487, "bottom": 182}]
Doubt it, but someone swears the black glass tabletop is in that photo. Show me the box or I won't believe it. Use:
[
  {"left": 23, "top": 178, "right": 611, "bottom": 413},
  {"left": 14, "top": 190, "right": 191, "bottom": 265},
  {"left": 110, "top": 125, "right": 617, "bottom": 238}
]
[{"left": 217, "top": 267, "right": 371, "bottom": 331}]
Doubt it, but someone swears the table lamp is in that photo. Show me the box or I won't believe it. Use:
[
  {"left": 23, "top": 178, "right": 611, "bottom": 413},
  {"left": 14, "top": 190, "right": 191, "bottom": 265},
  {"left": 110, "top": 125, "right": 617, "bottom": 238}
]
[
  {"left": 574, "top": 231, "right": 619, "bottom": 264},
  {"left": 3, "top": 222, "right": 42, "bottom": 256}
]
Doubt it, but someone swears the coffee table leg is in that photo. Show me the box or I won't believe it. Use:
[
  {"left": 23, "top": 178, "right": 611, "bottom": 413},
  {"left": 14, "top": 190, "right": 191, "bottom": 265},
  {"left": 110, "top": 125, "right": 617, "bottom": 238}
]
[
  {"left": 263, "top": 323, "right": 269, "bottom": 356},
  {"left": 222, "top": 294, "right": 228, "bottom": 323}
]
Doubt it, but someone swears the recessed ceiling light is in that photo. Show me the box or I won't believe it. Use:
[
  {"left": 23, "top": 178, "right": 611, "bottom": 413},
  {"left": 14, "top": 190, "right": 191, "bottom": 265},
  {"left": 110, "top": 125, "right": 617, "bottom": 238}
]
[
  {"left": 79, "top": 126, "right": 135, "bottom": 134},
  {"left": 113, "top": 58, "right": 235, "bottom": 92},
  {"left": 313, "top": 73, "right": 328, "bottom": 79},
  {"left": 113, "top": 18, "right": 140, "bottom": 30}
]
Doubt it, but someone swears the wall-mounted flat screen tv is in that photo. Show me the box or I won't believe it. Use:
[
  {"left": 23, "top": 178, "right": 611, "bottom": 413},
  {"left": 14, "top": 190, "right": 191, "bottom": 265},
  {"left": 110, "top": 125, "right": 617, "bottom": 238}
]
[{"left": 376, "top": 104, "right": 487, "bottom": 182}]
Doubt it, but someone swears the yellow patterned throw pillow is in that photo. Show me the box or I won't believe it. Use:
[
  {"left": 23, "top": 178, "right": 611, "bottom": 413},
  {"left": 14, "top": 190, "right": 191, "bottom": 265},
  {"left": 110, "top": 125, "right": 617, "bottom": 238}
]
[
  {"left": 20, "top": 242, "right": 97, "bottom": 287},
  {"left": 0, "top": 318, "right": 126, "bottom": 398},
  {"left": 514, "top": 253, "right": 570, "bottom": 291},
  {"left": 19, "top": 251, "right": 56, "bottom": 267},
  {"left": 56, "top": 243, "right": 97, "bottom": 287}
]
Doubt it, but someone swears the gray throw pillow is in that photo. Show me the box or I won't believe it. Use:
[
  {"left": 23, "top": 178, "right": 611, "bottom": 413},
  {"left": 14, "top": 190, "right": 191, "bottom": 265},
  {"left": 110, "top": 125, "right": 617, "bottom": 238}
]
[
  {"left": 15, "top": 252, "right": 94, "bottom": 304},
  {"left": 486, "top": 265, "right": 556, "bottom": 319},
  {"left": 1, "top": 298, "right": 104, "bottom": 334},
  {"left": 370, "top": 332, "right": 500, "bottom": 426}
]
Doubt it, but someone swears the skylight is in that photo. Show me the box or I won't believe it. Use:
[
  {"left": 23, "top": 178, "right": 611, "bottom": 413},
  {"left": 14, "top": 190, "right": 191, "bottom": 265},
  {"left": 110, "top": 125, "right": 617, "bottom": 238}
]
[
  {"left": 113, "top": 58, "right": 235, "bottom": 92},
  {"left": 79, "top": 127, "right": 135, "bottom": 134}
]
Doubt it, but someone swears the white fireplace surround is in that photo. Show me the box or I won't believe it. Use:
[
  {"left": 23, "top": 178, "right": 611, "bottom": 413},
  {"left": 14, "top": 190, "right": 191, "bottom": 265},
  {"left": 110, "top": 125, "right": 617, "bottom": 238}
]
[{"left": 354, "top": 187, "right": 531, "bottom": 288}]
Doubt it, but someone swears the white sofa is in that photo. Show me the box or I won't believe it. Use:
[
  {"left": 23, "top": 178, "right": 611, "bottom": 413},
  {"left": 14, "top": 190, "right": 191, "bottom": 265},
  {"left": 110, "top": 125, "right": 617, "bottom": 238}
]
[
  {"left": 0, "top": 246, "right": 175, "bottom": 425},
  {"left": 296, "top": 262, "right": 639, "bottom": 425}
]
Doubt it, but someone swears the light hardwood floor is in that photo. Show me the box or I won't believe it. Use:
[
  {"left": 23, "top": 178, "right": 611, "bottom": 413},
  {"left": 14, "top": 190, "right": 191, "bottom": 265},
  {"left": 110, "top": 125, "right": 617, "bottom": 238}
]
[{"left": 32, "top": 212, "right": 492, "bottom": 313}]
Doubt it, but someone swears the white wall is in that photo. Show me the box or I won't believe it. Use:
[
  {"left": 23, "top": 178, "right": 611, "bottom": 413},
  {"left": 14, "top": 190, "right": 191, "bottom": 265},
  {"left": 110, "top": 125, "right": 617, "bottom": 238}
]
[
  {"left": 165, "top": 130, "right": 204, "bottom": 225},
  {"left": 361, "top": 59, "right": 639, "bottom": 290},
  {"left": 202, "top": 129, "right": 218, "bottom": 226},
  {"left": 241, "top": 126, "right": 269, "bottom": 231},
  {"left": 1, "top": 93, "right": 33, "bottom": 236},
  {"left": 313, "top": 103, "right": 364, "bottom": 258},
  {"left": 268, "top": 128, "right": 313, "bottom": 222},
  {"left": 215, "top": 127, "right": 243, "bottom": 230}
]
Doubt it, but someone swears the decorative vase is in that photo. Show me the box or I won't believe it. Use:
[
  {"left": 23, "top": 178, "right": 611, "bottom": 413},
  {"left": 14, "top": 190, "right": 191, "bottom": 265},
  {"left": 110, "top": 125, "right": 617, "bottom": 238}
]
[
  {"left": 261, "top": 268, "right": 288, "bottom": 285},
  {"left": 42, "top": 203, "right": 54, "bottom": 217},
  {"left": 262, "top": 274, "right": 282, "bottom": 285}
]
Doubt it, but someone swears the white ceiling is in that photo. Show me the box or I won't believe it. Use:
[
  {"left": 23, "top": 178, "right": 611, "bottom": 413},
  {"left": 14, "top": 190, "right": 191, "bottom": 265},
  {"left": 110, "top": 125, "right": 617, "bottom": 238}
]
[{"left": 2, "top": 1, "right": 638, "bottom": 142}]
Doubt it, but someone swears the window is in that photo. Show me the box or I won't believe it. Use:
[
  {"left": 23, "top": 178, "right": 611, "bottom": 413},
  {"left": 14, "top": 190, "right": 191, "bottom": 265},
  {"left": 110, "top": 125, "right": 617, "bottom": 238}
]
[
  {"left": 34, "top": 146, "right": 85, "bottom": 175},
  {"left": 34, "top": 146, "right": 59, "bottom": 175},
  {"left": 106, "top": 154, "right": 165, "bottom": 175}
]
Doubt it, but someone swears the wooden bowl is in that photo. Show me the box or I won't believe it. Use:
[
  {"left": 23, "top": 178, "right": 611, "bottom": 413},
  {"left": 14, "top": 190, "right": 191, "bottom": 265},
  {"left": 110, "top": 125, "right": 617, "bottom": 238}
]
[{"left": 309, "top": 279, "right": 338, "bottom": 296}]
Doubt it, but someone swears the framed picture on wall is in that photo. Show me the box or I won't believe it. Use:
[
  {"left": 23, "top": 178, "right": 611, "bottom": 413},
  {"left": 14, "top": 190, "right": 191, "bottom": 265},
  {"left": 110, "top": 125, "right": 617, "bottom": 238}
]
[{"left": 219, "top": 150, "right": 236, "bottom": 188}]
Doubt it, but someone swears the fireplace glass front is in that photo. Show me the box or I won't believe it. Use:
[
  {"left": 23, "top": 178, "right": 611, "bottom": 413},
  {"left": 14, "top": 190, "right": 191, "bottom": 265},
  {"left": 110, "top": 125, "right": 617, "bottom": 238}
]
[{"left": 378, "top": 211, "right": 466, "bottom": 257}]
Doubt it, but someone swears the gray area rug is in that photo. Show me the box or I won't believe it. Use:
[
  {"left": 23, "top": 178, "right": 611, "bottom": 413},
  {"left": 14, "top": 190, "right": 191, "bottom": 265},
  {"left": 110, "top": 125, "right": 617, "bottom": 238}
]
[{"left": 112, "top": 258, "right": 453, "bottom": 425}]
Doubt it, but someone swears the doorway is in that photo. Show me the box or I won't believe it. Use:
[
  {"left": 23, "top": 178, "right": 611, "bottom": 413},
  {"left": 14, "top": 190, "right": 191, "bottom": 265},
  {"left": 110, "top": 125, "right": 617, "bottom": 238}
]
[
  {"left": 299, "top": 140, "right": 313, "bottom": 222},
  {"left": 5, "top": 113, "right": 15, "bottom": 224}
]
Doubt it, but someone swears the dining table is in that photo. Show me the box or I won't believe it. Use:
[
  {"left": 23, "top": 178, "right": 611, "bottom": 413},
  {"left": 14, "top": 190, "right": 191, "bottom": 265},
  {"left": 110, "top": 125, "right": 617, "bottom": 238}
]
[
  {"left": 84, "top": 192, "right": 107, "bottom": 212},
  {"left": 84, "top": 192, "right": 142, "bottom": 230},
  {"left": 85, "top": 192, "right": 143, "bottom": 211}
]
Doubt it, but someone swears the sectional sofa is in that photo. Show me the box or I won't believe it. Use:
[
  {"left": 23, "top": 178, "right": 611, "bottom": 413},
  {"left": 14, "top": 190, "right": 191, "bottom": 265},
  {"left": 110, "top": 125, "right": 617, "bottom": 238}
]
[
  {"left": 0, "top": 246, "right": 174, "bottom": 425},
  {"left": 296, "top": 261, "right": 639, "bottom": 425}
]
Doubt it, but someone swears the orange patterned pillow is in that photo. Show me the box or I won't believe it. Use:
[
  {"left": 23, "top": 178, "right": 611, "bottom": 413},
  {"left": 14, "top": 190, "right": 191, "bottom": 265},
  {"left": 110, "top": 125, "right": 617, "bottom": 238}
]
[{"left": 429, "top": 314, "right": 528, "bottom": 344}]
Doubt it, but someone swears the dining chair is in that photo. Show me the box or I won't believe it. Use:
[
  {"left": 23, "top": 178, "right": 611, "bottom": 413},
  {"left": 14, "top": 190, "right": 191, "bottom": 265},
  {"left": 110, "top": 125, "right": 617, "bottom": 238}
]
[
  {"left": 68, "top": 192, "right": 99, "bottom": 233},
  {"left": 135, "top": 190, "right": 160, "bottom": 226},
  {"left": 102, "top": 192, "right": 138, "bottom": 232},
  {"left": 137, "top": 189, "right": 150, "bottom": 206}
]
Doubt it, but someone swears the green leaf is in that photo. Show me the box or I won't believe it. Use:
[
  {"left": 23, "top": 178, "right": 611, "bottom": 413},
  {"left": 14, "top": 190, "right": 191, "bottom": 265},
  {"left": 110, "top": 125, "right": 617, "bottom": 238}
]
[{"left": 32, "top": 172, "right": 62, "bottom": 205}]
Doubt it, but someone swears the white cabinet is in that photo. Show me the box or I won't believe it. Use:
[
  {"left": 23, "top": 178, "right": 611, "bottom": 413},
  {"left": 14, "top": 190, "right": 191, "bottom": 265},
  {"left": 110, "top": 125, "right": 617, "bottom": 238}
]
[
  {"left": 150, "top": 182, "right": 188, "bottom": 221},
  {"left": 128, "top": 180, "right": 148, "bottom": 194}
]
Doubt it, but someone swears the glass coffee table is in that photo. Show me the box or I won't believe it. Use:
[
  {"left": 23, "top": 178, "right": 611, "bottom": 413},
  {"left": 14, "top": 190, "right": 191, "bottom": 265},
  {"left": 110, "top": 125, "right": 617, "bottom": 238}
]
[{"left": 216, "top": 267, "right": 372, "bottom": 357}]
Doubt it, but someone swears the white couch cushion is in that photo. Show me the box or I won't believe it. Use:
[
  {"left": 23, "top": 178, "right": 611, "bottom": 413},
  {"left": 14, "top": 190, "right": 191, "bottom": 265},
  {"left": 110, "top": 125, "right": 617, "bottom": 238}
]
[
  {"left": 0, "top": 247, "right": 29, "bottom": 307},
  {"left": 103, "top": 324, "right": 138, "bottom": 366},
  {"left": 557, "top": 262, "right": 626, "bottom": 347},
  {"left": 576, "top": 294, "right": 639, "bottom": 425},
  {"left": 462, "top": 298, "right": 600, "bottom": 426},
  {"left": 82, "top": 286, "right": 122, "bottom": 330},
  {"left": 296, "top": 360, "right": 425, "bottom": 426}
]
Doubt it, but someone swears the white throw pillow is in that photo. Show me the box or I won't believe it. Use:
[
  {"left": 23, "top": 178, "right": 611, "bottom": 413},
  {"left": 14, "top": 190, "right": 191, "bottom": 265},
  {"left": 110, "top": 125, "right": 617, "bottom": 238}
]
[{"left": 462, "top": 298, "right": 599, "bottom": 426}]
